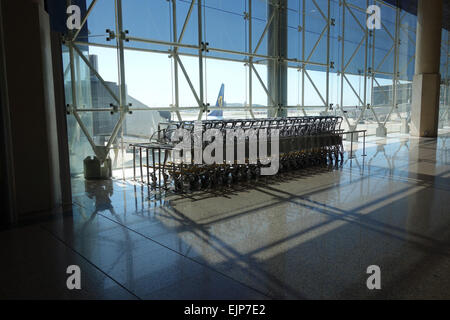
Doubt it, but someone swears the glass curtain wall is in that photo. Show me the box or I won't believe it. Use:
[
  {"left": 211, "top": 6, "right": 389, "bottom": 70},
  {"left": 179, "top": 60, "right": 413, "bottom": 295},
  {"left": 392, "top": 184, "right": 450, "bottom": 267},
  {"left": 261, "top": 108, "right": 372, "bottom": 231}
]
[{"left": 64, "top": 0, "right": 429, "bottom": 178}]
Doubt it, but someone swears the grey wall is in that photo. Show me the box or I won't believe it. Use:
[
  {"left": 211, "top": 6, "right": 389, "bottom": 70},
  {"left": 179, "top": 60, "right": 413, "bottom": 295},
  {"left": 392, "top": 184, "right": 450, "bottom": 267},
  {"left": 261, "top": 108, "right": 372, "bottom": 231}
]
[{"left": 1, "top": 0, "right": 67, "bottom": 221}]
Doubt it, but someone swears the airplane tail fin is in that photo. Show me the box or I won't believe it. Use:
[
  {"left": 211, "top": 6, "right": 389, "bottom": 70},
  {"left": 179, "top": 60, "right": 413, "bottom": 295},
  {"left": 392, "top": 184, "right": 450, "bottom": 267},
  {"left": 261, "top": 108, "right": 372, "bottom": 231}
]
[{"left": 208, "top": 84, "right": 224, "bottom": 118}]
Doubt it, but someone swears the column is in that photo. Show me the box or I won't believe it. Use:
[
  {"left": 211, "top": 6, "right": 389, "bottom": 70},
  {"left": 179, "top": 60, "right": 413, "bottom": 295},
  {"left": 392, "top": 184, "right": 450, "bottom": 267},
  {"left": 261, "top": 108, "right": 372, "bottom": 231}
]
[
  {"left": 267, "top": 0, "right": 288, "bottom": 117},
  {"left": 410, "top": 0, "right": 443, "bottom": 137}
]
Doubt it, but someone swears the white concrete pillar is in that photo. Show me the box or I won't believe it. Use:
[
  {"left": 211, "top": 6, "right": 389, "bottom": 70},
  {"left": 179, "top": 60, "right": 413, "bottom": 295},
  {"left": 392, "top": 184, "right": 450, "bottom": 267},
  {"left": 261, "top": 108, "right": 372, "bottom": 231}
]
[{"left": 410, "top": 0, "right": 443, "bottom": 137}]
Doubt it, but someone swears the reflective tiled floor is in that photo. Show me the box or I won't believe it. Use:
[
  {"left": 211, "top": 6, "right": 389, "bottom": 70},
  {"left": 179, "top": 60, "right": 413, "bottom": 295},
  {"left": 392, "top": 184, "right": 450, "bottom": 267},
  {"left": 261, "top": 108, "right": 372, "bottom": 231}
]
[{"left": 1, "top": 131, "right": 450, "bottom": 299}]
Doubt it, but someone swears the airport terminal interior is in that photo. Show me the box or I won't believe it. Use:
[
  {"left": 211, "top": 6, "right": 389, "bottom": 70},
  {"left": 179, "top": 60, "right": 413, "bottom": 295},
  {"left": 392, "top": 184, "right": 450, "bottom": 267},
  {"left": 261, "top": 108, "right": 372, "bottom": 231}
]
[{"left": 0, "top": 0, "right": 449, "bottom": 299}]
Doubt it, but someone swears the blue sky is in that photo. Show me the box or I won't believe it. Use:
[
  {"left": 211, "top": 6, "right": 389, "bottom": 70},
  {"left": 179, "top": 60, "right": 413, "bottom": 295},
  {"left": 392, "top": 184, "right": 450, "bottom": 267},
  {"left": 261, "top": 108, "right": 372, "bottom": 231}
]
[{"left": 80, "top": 0, "right": 416, "bottom": 109}]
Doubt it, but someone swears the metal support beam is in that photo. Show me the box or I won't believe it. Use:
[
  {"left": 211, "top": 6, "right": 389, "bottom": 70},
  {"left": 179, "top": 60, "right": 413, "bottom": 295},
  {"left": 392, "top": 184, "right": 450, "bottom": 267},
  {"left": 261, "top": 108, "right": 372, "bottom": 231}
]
[
  {"left": 252, "top": 64, "right": 276, "bottom": 107},
  {"left": 178, "top": 0, "right": 195, "bottom": 43},
  {"left": 325, "top": 0, "right": 330, "bottom": 113},
  {"left": 171, "top": 0, "right": 182, "bottom": 122},
  {"left": 175, "top": 54, "right": 202, "bottom": 107},
  {"left": 71, "top": 43, "right": 120, "bottom": 103},
  {"left": 197, "top": 0, "right": 204, "bottom": 121},
  {"left": 254, "top": 9, "right": 275, "bottom": 54},
  {"left": 105, "top": 0, "right": 128, "bottom": 153},
  {"left": 248, "top": 0, "right": 255, "bottom": 119}
]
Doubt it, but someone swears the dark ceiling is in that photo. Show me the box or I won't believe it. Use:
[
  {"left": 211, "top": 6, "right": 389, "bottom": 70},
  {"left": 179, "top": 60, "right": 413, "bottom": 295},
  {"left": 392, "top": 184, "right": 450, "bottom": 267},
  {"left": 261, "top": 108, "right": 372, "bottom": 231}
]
[{"left": 383, "top": 0, "right": 450, "bottom": 31}]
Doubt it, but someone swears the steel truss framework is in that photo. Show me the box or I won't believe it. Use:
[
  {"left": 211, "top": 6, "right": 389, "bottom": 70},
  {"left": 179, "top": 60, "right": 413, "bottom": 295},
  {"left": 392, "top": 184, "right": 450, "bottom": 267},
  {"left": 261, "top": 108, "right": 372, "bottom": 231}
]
[{"left": 63, "top": 0, "right": 441, "bottom": 165}]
